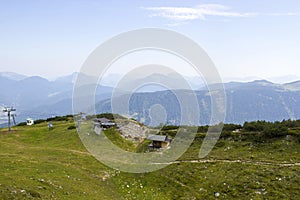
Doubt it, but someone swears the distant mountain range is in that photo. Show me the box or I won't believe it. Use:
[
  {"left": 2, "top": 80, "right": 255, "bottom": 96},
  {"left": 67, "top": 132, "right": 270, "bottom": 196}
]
[
  {"left": 95, "top": 80, "right": 300, "bottom": 125},
  {"left": 0, "top": 72, "right": 113, "bottom": 124},
  {"left": 0, "top": 72, "right": 299, "bottom": 125}
]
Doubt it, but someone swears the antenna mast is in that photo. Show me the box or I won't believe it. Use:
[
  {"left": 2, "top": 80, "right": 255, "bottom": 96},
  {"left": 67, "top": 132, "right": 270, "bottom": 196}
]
[
  {"left": 75, "top": 112, "right": 85, "bottom": 132},
  {"left": 3, "top": 107, "right": 16, "bottom": 132}
]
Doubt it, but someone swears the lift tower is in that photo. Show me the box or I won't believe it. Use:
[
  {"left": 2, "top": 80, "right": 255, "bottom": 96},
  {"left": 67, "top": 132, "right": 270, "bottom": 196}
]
[{"left": 3, "top": 107, "right": 16, "bottom": 132}]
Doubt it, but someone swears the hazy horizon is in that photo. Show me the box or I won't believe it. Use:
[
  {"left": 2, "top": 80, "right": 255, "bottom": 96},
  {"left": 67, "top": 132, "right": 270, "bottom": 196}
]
[
  {"left": 1, "top": 1, "right": 300, "bottom": 81},
  {"left": 1, "top": 70, "right": 300, "bottom": 85}
]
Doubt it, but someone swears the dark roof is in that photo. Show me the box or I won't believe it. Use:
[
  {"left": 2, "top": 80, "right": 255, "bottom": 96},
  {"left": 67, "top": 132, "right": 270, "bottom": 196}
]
[
  {"left": 147, "top": 135, "right": 168, "bottom": 142},
  {"left": 95, "top": 118, "right": 111, "bottom": 123}
]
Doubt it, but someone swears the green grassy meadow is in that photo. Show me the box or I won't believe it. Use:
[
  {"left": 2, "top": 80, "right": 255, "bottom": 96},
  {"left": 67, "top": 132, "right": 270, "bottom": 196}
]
[{"left": 0, "top": 119, "right": 299, "bottom": 199}]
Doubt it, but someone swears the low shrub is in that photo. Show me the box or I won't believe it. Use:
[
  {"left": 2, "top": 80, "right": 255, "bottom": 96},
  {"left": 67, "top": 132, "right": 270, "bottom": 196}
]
[
  {"left": 34, "top": 119, "right": 46, "bottom": 124},
  {"left": 47, "top": 116, "right": 69, "bottom": 122},
  {"left": 161, "top": 125, "right": 179, "bottom": 131},
  {"left": 67, "top": 125, "right": 77, "bottom": 130},
  {"left": 17, "top": 122, "right": 27, "bottom": 126}
]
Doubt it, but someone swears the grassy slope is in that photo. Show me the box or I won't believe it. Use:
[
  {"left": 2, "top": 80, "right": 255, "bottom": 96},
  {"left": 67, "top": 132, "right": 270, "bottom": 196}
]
[{"left": 0, "top": 120, "right": 299, "bottom": 199}]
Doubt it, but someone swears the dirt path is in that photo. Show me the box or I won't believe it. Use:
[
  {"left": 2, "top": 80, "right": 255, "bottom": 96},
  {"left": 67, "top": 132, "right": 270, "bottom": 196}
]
[{"left": 153, "top": 159, "right": 300, "bottom": 167}]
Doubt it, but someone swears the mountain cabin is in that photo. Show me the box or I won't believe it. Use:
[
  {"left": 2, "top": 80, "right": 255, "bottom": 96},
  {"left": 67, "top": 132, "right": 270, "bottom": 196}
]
[
  {"left": 93, "top": 118, "right": 116, "bottom": 129},
  {"left": 26, "top": 118, "right": 34, "bottom": 126},
  {"left": 148, "top": 135, "right": 171, "bottom": 149}
]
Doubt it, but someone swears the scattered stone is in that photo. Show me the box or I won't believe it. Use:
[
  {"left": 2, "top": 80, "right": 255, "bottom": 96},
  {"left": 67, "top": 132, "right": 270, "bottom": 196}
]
[
  {"left": 118, "top": 121, "right": 148, "bottom": 141},
  {"left": 214, "top": 192, "right": 220, "bottom": 197}
]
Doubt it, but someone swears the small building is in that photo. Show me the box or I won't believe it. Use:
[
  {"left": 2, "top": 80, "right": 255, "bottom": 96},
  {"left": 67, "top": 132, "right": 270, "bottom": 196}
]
[
  {"left": 232, "top": 129, "right": 241, "bottom": 133},
  {"left": 26, "top": 118, "right": 34, "bottom": 126},
  {"left": 148, "top": 135, "right": 171, "bottom": 149},
  {"left": 94, "top": 118, "right": 116, "bottom": 129}
]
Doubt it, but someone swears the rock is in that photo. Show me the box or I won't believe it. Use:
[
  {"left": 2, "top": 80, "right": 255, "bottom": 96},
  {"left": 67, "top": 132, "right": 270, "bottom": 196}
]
[
  {"left": 118, "top": 121, "right": 148, "bottom": 141},
  {"left": 214, "top": 192, "right": 220, "bottom": 197}
]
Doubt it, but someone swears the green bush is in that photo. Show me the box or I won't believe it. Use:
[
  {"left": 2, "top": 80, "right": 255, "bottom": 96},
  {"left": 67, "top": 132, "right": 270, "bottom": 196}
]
[
  {"left": 263, "top": 122, "right": 288, "bottom": 138},
  {"left": 194, "top": 133, "right": 205, "bottom": 141},
  {"left": 220, "top": 130, "right": 232, "bottom": 139},
  {"left": 223, "top": 123, "right": 242, "bottom": 131},
  {"left": 34, "top": 119, "right": 46, "bottom": 124},
  {"left": 96, "top": 113, "right": 125, "bottom": 120},
  {"left": 161, "top": 125, "right": 179, "bottom": 131},
  {"left": 281, "top": 119, "right": 300, "bottom": 128},
  {"left": 47, "top": 116, "right": 69, "bottom": 122},
  {"left": 197, "top": 125, "right": 209, "bottom": 133},
  {"left": 243, "top": 121, "right": 265, "bottom": 132},
  {"left": 214, "top": 141, "right": 225, "bottom": 148},
  {"left": 17, "top": 122, "right": 27, "bottom": 126},
  {"left": 67, "top": 125, "right": 77, "bottom": 130},
  {"left": 288, "top": 128, "right": 300, "bottom": 136}
]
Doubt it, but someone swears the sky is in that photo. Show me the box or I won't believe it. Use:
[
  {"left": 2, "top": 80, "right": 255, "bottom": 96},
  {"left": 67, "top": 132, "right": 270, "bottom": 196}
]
[{"left": 0, "top": 0, "right": 300, "bottom": 82}]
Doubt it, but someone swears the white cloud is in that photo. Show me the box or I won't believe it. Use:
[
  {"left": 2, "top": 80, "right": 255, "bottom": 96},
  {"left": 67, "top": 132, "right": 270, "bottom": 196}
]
[
  {"left": 143, "top": 4, "right": 256, "bottom": 21},
  {"left": 143, "top": 4, "right": 298, "bottom": 22},
  {"left": 265, "top": 12, "right": 298, "bottom": 16}
]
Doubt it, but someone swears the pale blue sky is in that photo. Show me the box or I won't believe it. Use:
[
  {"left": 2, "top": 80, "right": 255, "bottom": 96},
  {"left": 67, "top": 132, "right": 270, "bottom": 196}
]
[{"left": 0, "top": 0, "right": 299, "bottom": 82}]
